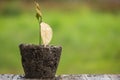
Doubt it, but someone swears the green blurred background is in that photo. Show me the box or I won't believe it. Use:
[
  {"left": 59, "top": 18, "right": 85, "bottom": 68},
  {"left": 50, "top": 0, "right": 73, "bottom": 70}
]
[{"left": 0, "top": 0, "right": 120, "bottom": 74}]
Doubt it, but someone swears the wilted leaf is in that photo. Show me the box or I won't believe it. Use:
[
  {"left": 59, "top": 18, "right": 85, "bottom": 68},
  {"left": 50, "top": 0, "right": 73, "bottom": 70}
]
[
  {"left": 36, "top": 7, "right": 42, "bottom": 17},
  {"left": 34, "top": 0, "right": 42, "bottom": 21},
  {"left": 40, "top": 22, "right": 53, "bottom": 46}
]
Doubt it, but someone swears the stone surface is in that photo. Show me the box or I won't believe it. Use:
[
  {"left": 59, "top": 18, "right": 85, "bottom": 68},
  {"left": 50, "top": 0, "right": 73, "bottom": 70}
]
[
  {"left": 0, "top": 74, "right": 120, "bottom": 80},
  {"left": 19, "top": 44, "right": 62, "bottom": 79}
]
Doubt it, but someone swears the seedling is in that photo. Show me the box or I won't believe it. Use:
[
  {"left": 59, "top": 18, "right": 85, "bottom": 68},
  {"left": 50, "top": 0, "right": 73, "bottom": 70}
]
[
  {"left": 19, "top": 1, "right": 62, "bottom": 79},
  {"left": 34, "top": 0, "right": 53, "bottom": 47}
]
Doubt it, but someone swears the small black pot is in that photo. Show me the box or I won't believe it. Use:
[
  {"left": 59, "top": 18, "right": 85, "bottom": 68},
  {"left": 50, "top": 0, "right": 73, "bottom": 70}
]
[{"left": 19, "top": 44, "right": 62, "bottom": 79}]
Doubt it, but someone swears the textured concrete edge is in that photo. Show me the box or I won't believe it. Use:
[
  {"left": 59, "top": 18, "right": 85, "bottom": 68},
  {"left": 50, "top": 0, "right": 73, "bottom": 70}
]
[
  {"left": 0, "top": 74, "right": 120, "bottom": 80},
  {"left": 58, "top": 74, "right": 120, "bottom": 80}
]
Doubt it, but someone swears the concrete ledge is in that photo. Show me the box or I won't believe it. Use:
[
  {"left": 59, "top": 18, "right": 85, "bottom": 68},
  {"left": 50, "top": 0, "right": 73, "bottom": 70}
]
[{"left": 0, "top": 74, "right": 120, "bottom": 80}]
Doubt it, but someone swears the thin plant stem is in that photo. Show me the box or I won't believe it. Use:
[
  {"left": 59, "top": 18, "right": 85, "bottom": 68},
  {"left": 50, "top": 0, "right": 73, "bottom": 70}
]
[
  {"left": 39, "top": 22, "right": 41, "bottom": 45},
  {"left": 39, "top": 17, "right": 42, "bottom": 45},
  {"left": 34, "top": 0, "right": 43, "bottom": 45}
]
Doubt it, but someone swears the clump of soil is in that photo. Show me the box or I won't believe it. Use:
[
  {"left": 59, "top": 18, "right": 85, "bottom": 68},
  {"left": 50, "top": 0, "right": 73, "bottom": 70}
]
[{"left": 19, "top": 44, "right": 62, "bottom": 79}]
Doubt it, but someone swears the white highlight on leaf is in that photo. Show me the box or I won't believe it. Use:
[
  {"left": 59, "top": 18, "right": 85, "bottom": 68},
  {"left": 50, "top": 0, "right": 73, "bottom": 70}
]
[{"left": 40, "top": 22, "right": 53, "bottom": 46}]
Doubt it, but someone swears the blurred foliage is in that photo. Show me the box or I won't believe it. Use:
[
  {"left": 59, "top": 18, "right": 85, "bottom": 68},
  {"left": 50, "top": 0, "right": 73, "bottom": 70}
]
[{"left": 0, "top": 1, "right": 120, "bottom": 74}]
